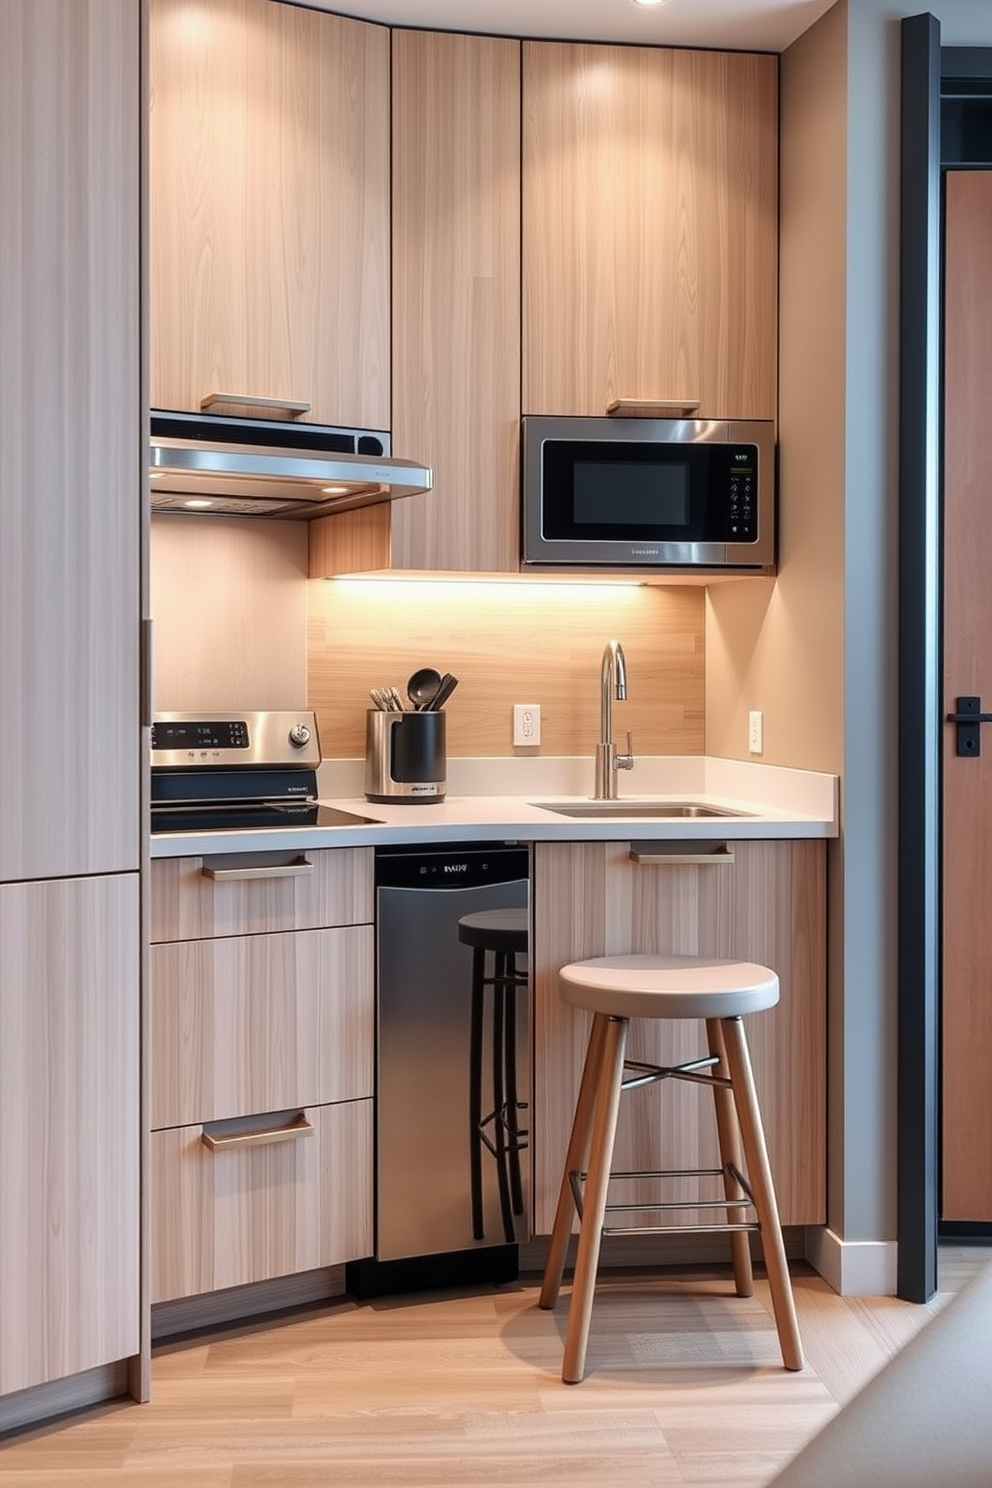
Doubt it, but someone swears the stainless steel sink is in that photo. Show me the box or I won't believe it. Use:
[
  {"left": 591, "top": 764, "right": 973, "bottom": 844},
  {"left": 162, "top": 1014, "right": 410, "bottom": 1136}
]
[{"left": 532, "top": 800, "right": 752, "bottom": 819}]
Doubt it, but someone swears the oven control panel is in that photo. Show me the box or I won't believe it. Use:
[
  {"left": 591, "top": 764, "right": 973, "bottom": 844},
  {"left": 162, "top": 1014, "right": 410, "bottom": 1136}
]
[{"left": 151, "top": 710, "right": 321, "bottom": 771}]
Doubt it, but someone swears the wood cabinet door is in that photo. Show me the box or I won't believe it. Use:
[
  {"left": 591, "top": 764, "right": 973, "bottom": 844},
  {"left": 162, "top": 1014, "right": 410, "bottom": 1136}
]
[
  {"left": 150, "top": 848, "right": 374, "bottom": 944},
  {"left": 151, "top": 1098, "right": 373, "bottom": 1302},
  {"left": 522, "top": 42, "right": 779, "bottom": 421},
  {"left": 390, "top": 29, "right": 521, "bottom": 573},
  {"left": 149, "top": 0, "right": 390, "bottom": 429},
  {"left": 151, "top": 924, "right": 374, "bottom": 1128},
  {"left": 0, "top": 875, "right": 140, "bottom": 1395},
  {"left": 532, "top": 839, "right": 826, "bottom": 1232},
  {"left": 0, "top": 0, "right": 141, "bottom": 881}
]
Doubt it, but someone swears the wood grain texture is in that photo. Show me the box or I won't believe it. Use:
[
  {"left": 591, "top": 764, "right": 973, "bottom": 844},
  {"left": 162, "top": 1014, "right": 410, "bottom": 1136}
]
[
  {"left": 1, "top": 1250, "right": 985, "bottom": 1480},
  {"left": 941, "top": 170, "right": 992, "bottom": 1220},
  {"left": 151, "top": 925, "right": 374, "bottom": 1128},
  {"left": 309, "top": 505, "right": 392, "bottom": 578},
  {"left": 522, "top": 42, "right": 778, "bottom": 420},
  {"left": 308, "top": 579, "right": 704, "bottom": 759},
  {"left": 150, "top": 848, "right": 373, "bottom": 943},
  {"left": 149, "top": 0, "right": 390, "bottom": 427},
  {"left": 390, "top": 30, "right": 521, "bottom": 573},
  {"left": 0, "top": 0, "right": 141, "bottom": 880},
  {"left": 0, "top": 875, "right": 141, "bottom": 1394},
  {"left": 150, "top": 515, "right": 309, "bottom": 711},
  {"left": 151, "top": 1098, "right": 373, "bottom": 1302},
  {"left": 532, "top": 839, "right": 826, "bottom": 1233}
]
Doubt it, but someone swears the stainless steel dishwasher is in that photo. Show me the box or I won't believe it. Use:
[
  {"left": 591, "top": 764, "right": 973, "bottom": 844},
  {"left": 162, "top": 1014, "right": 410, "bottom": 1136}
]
[{"left": 350, "top": 842, "right": 530, "bottom": 1296}]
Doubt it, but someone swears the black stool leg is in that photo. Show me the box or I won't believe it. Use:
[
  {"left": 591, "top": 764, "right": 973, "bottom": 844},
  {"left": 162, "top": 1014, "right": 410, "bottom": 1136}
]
[
  {"left": 502, "top": 951, "right": 526, "bottom": 1216},
  {"left": 469, "top": 944, "right": 486, "bottom": 1240},
  {"left": 491, "top": 955, "right": 515, "bottom": 1242}
]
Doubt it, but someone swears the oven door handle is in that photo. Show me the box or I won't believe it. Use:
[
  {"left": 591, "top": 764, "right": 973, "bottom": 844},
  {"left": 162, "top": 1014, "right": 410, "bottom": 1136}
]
[{"left": 200, "top": 855, "right": 314, "bottom": 881}]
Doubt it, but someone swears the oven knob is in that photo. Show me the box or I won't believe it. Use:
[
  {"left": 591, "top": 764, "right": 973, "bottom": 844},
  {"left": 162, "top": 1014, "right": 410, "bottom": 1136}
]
[{"left": 288, "top": 723, "right": 311, "bottom": 748}]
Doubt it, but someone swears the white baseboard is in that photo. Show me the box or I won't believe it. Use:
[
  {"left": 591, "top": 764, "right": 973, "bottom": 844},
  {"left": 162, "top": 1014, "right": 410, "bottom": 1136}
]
[{"left": 805, "top": 1226, "right": 898, "bottom": 1295}]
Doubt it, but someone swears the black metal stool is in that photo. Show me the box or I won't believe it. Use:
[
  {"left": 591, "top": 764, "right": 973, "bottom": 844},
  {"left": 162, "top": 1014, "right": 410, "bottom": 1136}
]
[{"left": 457, "top": 907, "right": 529, "bottom": 1243}]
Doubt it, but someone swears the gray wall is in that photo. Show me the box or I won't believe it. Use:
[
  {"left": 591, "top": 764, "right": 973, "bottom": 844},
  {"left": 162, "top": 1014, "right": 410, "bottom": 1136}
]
[{"left": 779, "top": 0, "right": 992, "bottom": 1254}]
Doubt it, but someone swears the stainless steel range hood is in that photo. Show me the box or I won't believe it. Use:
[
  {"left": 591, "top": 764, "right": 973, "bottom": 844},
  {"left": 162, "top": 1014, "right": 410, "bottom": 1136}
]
[{"left": 149, "top": 409, "right": 433, "bottom": 518}]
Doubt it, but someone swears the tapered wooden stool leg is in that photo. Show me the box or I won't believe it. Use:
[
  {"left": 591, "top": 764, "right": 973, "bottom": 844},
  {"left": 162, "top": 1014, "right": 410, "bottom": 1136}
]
[
  {"left": 706, "top": 1017, "right": 754, "bottom": 1298},
  {"left": 721, "top": 1015, "right": 804, "bottom": 1371},
  {"left": 540, "top": 1013, "right": 610, "bottom": 1309},
  {"left": 561, "top": 1015, "right": 629, "bottom": 1384}
]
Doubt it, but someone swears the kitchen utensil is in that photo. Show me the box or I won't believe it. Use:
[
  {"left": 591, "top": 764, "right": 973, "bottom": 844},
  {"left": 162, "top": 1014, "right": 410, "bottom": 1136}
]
[
  {"left": 370, "top": 688, "right": 389, "bottom": 710},
  {"left": 387, "top": 686, "right": 406, "bottom": 712},
  {"left": 407, "top": 667, "right": 442, "bottom": 711},
  {"left": 427, "top": 672, "right": 459, "bottom": 710}
]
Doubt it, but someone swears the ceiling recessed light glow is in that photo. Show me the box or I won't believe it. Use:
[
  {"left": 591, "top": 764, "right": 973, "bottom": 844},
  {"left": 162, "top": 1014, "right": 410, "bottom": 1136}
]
[
  {"left": 632, "top": 0, "right": 667, "bottom": 7},
  {"left": 321, "top": 484, "right": 350, "bottom": 495},
  {"left": 182, "top": 498, "right": 214, "bottom": 509}
]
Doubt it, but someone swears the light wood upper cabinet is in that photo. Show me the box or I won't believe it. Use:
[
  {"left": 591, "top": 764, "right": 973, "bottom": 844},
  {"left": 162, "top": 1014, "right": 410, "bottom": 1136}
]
[
  {"left": 0, "top": 0, "right": 141, "bottom": 882},
  {"left": 149, "top": 0, "right": 390, "bottom": 429},
  {"left": 0, "top": 875, "right": 140, "bottom": 1396},
  {"left": 522, "top": 43, "right": 779, "bottom": 420},
  {"left": 532, "top": 839, "right": 825, "bottom": 1234},
  {"left": 389, "top": 29, "right": 521, "bottom": 573}
]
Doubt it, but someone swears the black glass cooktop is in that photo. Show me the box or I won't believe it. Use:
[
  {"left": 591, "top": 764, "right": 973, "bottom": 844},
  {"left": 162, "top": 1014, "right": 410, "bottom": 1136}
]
[{"left": 150, "top": 802, "right": 376, "bottom": 834}]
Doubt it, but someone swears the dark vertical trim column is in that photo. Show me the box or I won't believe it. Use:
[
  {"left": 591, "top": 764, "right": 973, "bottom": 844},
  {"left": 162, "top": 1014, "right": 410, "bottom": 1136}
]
[{"left": 897, "top": 11, "right": 941, "bottom": 1303}]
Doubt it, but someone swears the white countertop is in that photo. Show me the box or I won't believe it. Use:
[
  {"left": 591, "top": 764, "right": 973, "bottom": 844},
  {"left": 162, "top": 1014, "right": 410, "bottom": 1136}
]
[{"left": 150, "top": 755, "right": 838, "bottom": 858}]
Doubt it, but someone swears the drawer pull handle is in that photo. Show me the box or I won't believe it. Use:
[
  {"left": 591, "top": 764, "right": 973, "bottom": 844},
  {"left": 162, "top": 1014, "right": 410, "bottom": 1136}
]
[
  {"left": 629, "top": 844, "right": 735, "bottom": 865},
  {"left": 201, "top": 856, "right": 314, "bottom": 881},
  {"left": 199, "top": 392, "right": 311, "bottom": 417},
  {"left": 201, "top": 1113, "right": 314, "bottom": 1151}
]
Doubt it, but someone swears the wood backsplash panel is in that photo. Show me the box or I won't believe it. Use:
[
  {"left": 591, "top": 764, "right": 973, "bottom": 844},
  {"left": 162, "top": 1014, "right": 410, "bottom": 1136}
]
[{"left": 307, "top": 579, "right": 704, "bottom": 758}]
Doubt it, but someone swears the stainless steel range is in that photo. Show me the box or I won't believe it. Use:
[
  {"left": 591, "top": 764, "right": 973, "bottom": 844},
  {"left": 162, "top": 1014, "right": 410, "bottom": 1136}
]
[{"left": 150, "top": 709, "right": 372, "bottom": 833}]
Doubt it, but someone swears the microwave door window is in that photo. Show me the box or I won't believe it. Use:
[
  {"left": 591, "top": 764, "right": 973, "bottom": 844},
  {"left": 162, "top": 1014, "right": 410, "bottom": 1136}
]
[{"left": 573, "top": 459, "right": 690, "bottom": 530}]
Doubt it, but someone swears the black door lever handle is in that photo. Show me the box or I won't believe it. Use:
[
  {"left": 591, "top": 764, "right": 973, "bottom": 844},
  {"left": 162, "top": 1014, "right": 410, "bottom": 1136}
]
[{"left": 947, "top": 696, "right": 992, "bottom": 755}]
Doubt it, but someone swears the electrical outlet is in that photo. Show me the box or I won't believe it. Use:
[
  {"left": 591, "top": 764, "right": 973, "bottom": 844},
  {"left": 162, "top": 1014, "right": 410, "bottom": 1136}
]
[
  {"left": 513, "top": 703, "right": 541, "bottom": 746},
  {"left": 748, "top": 709, "right": 763, "bottom": 755}
]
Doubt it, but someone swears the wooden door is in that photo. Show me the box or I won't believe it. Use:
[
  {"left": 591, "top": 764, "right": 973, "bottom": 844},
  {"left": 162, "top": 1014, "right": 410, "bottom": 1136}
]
[
  {"left": 0, "top": 0, "right": 141, "bottom": 881},
  {"left": 390, "top": 29, "right": 521, "bottom": 573},
  {"left": 941, "top": 170, "right": 992, "bottom": 1221},
  {"left": 532, "top": 839, "right": 826, "bottom": 1234},
  {"left": 149, "top": 0, "right": 390, "bottom": 429},
  {"left": 522, "top": 42, "right": 779, "bottom": 420},
  {"left": 0, "top": 876, "right": 140, "bottom": 1395}
]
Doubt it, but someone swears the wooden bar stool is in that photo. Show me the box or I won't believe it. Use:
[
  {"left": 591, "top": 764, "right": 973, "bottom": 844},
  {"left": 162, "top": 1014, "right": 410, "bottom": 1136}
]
[
  {"left": 539, "top": 953, "right": 804, "bottom": 1384},
  {"left": 457, "top": 908, "right": 529, "bottom": 1243}
]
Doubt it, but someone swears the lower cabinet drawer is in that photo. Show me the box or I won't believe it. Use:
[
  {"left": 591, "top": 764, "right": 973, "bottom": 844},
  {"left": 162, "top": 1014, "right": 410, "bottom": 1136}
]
[
  {"left": 150, "top": 1099, "right": 372, "bottom": 1304},
  {"left": 151, "top": 924, "right": 374, "bottom": 1128}
]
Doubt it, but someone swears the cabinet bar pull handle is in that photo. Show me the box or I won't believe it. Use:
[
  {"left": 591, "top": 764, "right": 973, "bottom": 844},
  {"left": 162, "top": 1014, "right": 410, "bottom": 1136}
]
[
  {"left": 201, "top": 1113, "right": 313, "bottom": 1151},
  {"left": 630, "top": 845, "right": 735, "bottom": 865},
  {"left": 201, "top": 856, "right": 314, "bottom": 881},
  {"left": 199, "top": 392, "right": 311, "bottom": 417}
]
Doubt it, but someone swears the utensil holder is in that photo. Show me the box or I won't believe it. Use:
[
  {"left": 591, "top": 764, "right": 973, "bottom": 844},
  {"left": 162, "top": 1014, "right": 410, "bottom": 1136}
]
[{"left": 365, "top": 710, "right": 446, "bottom": 803}]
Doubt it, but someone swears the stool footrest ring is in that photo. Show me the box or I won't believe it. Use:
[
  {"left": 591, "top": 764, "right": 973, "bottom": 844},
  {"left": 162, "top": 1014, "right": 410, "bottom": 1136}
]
[
  {"left": 568, "top": 1161, "right": 755, "bottom": 1223},
  {"left": 603, "top": 1221, "right": 760, "bottom": 1237}
]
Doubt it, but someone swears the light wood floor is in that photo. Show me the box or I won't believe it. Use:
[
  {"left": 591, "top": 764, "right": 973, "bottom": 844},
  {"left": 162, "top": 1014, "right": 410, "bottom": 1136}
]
[{"left": 0, "top": 1247, "right": 987, "bottom": 1486}]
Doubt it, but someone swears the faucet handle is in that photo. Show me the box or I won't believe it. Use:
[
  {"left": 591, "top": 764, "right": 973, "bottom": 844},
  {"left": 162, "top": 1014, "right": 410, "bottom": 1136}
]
[{"left": 617, "top": 730, "right": 635, "bottom": 772}]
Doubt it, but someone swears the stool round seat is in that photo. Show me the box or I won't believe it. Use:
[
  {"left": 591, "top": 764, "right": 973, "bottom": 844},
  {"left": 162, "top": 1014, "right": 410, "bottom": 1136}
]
[
  {"left": 457, "top": 907, "right": 528, "bottom": 953},
  {"left": 559, "top": 954, "right": 779, "bottom": 1021}
]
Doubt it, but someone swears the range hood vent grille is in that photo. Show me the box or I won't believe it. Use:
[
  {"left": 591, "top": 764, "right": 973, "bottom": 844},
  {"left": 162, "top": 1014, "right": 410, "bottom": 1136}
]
[{"left": 149, "top": 410, "right": 432, "bottom": 518}]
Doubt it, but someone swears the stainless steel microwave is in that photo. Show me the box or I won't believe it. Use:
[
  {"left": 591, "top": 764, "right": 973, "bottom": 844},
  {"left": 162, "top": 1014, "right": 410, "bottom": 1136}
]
[{"left": 521, "top": 415, "right": 776, "bottom": 572}]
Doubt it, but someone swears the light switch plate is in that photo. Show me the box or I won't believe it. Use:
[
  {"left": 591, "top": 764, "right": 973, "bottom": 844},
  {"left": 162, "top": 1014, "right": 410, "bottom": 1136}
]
[{"left": 748, "top": 709, "right": 763, "bottom": 755}]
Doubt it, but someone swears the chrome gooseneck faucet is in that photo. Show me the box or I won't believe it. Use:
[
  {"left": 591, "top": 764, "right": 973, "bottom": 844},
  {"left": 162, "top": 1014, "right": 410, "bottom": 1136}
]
[{"left": 594, "top": 639, "right": 635, "bottom": 799}]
